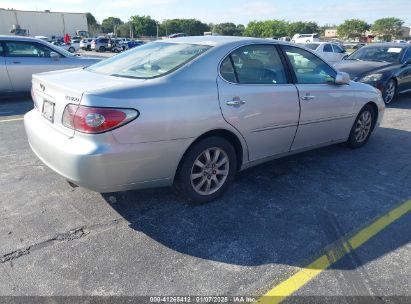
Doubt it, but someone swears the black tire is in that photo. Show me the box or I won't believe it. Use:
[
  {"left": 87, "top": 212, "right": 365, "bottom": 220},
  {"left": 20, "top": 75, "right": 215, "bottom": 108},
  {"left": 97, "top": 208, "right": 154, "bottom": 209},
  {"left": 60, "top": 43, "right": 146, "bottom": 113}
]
[
  {"left": 382, "top": 79, "right": 397, "bottom": 105},
  {"left": 86, "top": 45, "right": 91, "bottom": 51},
  {"left": 99, "top": 46, "right": 106, "bottom": 52},
  {"left": 68, "top": 47, "right": 75, "bottom": 53},
  {"left": 173, "top": 137, "right": 237, "bottom": 203},
  {"left": 347, "top": 104, "right": 375, "bottom": 148}
]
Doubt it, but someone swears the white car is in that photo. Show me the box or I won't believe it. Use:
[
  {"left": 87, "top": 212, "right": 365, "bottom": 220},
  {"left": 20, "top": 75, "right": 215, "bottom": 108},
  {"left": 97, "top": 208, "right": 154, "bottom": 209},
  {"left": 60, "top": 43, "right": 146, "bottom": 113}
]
[
  {"left": 80, "top": 38, "right": 93, "bottom": 50},
  {"left": 292, "top": 33, "right": 320, "bottom": 43},
  {"left": 52, "top": 40, "right": 80, "bottom": 53},
  {"left": 301, "top": 42, "right": 348, "bottom": 64}
]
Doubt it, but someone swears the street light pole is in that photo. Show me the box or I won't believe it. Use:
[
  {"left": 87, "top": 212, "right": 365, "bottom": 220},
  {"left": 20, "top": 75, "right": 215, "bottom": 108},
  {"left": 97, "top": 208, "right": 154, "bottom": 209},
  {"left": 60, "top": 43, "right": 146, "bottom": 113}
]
[{"left": 156, "top": 21, "right": 159, "bottom": 39}]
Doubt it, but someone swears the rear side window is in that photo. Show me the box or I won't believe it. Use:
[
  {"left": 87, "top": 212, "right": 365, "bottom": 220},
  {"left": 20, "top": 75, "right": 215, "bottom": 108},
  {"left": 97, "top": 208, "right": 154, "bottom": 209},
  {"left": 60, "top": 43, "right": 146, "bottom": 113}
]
[
  {"left": 282, "top": 45, "right": 336, "bottom": 84},
  {"left": 220, "top": 44, "right": 287, "bottom": 85}
]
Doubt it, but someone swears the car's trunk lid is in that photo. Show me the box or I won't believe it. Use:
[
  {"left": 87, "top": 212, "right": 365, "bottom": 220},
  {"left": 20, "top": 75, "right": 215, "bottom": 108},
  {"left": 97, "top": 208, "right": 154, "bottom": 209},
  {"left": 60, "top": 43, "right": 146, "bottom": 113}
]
[{"left": 31, "top": 68, "right": 140, "bottom": 138}]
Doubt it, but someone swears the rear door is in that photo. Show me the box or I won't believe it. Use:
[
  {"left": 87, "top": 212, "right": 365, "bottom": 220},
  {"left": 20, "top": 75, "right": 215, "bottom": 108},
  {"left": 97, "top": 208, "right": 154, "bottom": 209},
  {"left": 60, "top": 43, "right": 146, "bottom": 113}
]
[
  {"left": 332, "top": 44, "right": 346, "bottom": 62},
  {"left": 322, "top": 43, "right": 335, "bottom": 63},
  {"left": 280, "top": 45, "right": 357, "bottom": 150},
  {"left": 4, "top": 40, "right": 69, "bottom": 91},
  {"left": 217, "top": 43, "right": 300, "bottom": 161},
  {"left": 0, "top": 42, "right": 13, "bottom": 92}
]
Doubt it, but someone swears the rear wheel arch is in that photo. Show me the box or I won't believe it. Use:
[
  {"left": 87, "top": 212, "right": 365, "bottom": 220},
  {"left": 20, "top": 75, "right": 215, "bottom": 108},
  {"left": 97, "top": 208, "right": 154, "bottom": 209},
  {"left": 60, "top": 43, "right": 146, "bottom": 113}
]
[{"left": 174, "top": 129, "right": 245, "bottom": 180}]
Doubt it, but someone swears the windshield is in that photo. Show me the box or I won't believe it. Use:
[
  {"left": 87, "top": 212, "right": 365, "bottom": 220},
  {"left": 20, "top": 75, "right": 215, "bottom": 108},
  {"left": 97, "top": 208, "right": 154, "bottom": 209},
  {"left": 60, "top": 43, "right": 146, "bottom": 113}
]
[
  {"left": 348, "top": 45, "right": 405, "bottom": 63},
  {"left": 86, "top": 42, "right": 211, "bottom": 79},
  {"left": 303, "top": 43, "right": 319, "bottom": 50}
]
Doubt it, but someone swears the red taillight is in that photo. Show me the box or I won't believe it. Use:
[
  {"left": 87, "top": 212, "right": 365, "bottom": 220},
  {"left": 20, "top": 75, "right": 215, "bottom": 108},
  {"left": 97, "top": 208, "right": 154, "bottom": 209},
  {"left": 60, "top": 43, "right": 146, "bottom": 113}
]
[{"left": 62, "top": 104, "right": 138, "bottom": 133}]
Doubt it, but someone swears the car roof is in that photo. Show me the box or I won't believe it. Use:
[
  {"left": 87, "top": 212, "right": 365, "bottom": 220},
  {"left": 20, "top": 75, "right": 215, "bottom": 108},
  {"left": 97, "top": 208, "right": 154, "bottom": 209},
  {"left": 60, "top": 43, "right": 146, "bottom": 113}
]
[
  {"left": 0, "top": 35, "right": 47, "bottom": 42},
  {"left": 157, "top": 35, "right": 287, "bottom": 47}
]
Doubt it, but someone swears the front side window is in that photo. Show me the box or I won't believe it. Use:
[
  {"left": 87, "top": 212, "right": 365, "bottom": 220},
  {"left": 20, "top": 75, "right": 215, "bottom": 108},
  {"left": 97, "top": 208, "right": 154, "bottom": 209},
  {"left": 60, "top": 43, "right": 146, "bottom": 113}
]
[
  {"left": 87, "top": 42, "right": 211, "bottom": 79},
  {"left": 282, "top": 45, "right": 336, "bottom": 84},
  {"left": 5, "top": 41, "right": 55, "bottom": 58},
  {"left": 402, "top": 48, "right": 411, "bottom": 63},
  {"left": 220, "top": 44, "right": 287, "bottom": 84},
  {"left": 0, "top": 43, "right": 4, "bottom": 56}
]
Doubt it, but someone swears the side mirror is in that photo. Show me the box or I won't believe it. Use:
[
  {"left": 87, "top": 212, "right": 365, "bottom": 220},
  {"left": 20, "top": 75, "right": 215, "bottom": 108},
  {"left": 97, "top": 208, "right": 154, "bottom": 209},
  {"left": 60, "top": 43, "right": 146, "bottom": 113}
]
[
  {"left": 50, "top": 52, "right": 60, "bottom": 61},
  {"left": 335, "top": 72, "right": 350, "bottom": 85},
  {"left": 404, "top": 58, "right": 411, "bottom": 65}
]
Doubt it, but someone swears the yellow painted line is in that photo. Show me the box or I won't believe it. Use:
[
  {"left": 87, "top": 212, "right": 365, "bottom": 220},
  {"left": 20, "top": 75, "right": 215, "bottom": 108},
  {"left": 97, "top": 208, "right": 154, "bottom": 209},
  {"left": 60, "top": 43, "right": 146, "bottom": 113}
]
[
  {"left": 0, "top": 117, "right": 24, "bottom": 123},
  {"left": 258, "top": 199, "right": 411, "bottom": 304}
]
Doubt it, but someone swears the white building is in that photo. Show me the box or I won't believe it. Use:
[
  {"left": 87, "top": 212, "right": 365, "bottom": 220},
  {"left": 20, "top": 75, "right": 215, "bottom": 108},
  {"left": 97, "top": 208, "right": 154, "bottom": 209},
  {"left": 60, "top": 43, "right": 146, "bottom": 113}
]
[{"left": 0, "top": 8, "right": 88, "bottom": 38}]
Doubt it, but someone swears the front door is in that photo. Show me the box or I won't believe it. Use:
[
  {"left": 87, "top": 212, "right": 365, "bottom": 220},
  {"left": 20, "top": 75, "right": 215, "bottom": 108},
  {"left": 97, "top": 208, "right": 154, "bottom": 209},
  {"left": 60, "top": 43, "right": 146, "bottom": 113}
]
[
  {"left": 217, "top": 44, "right": 300, "bottom": 161},
  {"left": 0, "top": 42, "right": 12, "bottom": 92},
  {"left": 281, "top": 45, "right": 357, "bottom": 150},
  {"left": 4, "top": 41, "right": 67, "bottom": 91}
]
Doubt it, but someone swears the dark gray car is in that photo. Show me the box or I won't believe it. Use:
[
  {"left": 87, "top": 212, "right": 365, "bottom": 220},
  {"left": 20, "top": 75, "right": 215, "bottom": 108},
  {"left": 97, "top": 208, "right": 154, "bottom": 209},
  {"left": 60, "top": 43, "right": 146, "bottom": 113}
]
[{"left": 335, "top": 43, "right": 411, "bottom": 104}]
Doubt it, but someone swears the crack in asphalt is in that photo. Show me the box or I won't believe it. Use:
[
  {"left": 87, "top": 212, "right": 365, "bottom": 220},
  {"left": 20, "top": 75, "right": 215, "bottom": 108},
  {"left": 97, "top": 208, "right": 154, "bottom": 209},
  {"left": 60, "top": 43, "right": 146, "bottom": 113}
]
[{"left": 0, "top": 218, "right": 125, "bottom": 264}]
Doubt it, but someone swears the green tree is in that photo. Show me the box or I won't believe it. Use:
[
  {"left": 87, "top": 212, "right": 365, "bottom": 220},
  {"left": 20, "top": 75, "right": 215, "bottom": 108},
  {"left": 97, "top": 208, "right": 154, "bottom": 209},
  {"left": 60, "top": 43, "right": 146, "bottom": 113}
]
[
  {"left": 212, "top": 23, "right": 245, "bottom": 36},
  {"left": 287, "top": 21, "right": 319, "bottom": 37},
  {"left": 130, "top": 15, "right": 158, "bottom": 37},
  {"left": 371, "top": 17, "right": 404, "bottom": 41},
  {"left": 160, "top": 19, "right": 210, "bottom": 36},
  {"left": 244, "top": 20, "right": 288, "bottom": 38},
  {"left": 337, "top": 19, "right": 369, "bottom": 40},
  {"left": 101, "top": 17, "right": 123, "bottom": 34},
  {"left": 86, "top": 12, "right": 100, "bottom": 35},
  {"left": 116, "top": 22, "right": 132, "bottom": 38}
]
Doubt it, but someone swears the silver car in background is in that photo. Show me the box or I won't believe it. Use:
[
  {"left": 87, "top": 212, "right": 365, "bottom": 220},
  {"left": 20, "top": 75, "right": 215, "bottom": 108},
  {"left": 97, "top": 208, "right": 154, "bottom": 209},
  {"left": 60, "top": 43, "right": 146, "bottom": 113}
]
[
  {"left": 25, "top": 36, "right": 385, "bottom": 203},
  {"left": 0, "top": 35, "right": 100, "bottom": 92}
]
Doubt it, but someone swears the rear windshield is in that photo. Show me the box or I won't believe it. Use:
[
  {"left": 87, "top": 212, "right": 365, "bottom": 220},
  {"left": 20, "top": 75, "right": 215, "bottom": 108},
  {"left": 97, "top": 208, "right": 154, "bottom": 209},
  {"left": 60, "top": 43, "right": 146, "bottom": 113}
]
[
  {"left": 303, "top": 43, "right": 319, "bottom": 50},
  {"left": 86, "top": 42, "right": 211, "bottom": 79}
]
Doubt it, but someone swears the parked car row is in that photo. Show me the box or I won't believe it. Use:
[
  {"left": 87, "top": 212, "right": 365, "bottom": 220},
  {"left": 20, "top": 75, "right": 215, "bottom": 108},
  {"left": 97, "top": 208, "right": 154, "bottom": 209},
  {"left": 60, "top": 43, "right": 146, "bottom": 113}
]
[{"left": 80, "top": 37, "right": 145, "bottom": 53}]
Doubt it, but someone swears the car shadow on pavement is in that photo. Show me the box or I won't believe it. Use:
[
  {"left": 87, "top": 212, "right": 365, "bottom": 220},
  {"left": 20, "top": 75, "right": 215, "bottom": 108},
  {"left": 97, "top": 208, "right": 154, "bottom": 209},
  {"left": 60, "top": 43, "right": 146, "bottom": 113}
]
[
  {"left": 388, "top": 92, "right": 411, "bottom": 109},
  {"left": 102, "top": 126, "right": 411, "bottom": 269},
  {"left": 0, "top": 96, "right": 33, "bottom": 117}
]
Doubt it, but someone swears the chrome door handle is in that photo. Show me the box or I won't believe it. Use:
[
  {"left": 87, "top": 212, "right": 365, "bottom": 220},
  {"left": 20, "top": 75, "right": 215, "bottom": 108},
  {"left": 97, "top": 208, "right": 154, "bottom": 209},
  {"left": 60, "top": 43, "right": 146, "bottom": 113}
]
[
  {"left": 226, "top": 100, "right": 246, "bottom": 106},
  {"left": 301, "top": 95, "right": 315, "bottom": 101}
]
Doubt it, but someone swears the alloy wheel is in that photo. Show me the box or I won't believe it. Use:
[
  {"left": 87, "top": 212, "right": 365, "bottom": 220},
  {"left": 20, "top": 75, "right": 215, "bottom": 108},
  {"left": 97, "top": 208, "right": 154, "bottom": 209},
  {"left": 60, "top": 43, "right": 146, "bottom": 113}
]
[
  {"left": 354, "top": 110, "right": 372, "bottom": 143},
  {"left": 383, "top": 80, "right": 396, "bottom": 104},
  {"left": 190, "top": 147, "right": 229, "bottom": 195}
]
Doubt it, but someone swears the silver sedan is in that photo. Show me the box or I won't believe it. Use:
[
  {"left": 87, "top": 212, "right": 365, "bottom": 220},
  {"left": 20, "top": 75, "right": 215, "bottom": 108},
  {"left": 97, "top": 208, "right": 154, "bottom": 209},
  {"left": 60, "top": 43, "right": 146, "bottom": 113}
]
[
  {"left": 0, "top": 35, "right": 100, "bottom": 92},
  {"left": 24, "top": 36, "right": 385, "bottom": 203}
]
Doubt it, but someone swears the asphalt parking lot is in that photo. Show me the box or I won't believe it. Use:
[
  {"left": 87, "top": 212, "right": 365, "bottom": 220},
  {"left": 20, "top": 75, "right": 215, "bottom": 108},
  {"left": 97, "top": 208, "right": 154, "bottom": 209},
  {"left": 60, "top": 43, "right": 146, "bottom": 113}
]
[{"left": 0, "top": 93, "right": 410, "bottom": 302}]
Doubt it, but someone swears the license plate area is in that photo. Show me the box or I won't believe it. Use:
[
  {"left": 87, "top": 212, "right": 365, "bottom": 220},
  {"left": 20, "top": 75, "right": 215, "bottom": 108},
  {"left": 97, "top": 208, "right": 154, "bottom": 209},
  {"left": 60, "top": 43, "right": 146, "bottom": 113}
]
[{"left": 42, "top": 100, "right": 55, "bottom": 123}]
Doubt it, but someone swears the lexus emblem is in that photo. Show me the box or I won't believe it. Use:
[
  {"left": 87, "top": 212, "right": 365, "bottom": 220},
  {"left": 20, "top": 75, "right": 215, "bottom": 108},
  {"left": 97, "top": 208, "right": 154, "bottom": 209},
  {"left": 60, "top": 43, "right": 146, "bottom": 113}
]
[{"left": 40, "top": 83, "right": 45, "bottom": 91}]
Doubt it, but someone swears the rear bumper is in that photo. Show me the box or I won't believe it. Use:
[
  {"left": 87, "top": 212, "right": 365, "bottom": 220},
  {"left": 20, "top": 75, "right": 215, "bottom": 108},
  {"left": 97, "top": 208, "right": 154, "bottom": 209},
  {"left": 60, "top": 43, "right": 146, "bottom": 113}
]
[{"left": 24, "top": 110, "right": 191, "bottom": 193}]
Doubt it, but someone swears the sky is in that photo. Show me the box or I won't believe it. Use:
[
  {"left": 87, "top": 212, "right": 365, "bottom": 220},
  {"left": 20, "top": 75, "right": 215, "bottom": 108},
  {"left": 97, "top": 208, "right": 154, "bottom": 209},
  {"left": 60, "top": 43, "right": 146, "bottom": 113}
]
[{"left": 1, "top": 0, "right": 410, "bottom": 26}]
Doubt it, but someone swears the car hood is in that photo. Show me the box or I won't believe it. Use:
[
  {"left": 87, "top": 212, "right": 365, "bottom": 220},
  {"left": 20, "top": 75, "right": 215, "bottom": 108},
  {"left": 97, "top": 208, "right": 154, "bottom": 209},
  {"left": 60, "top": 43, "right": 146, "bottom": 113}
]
[{"left": 334, "top": 60, "right": 396, "bottom": 80}]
